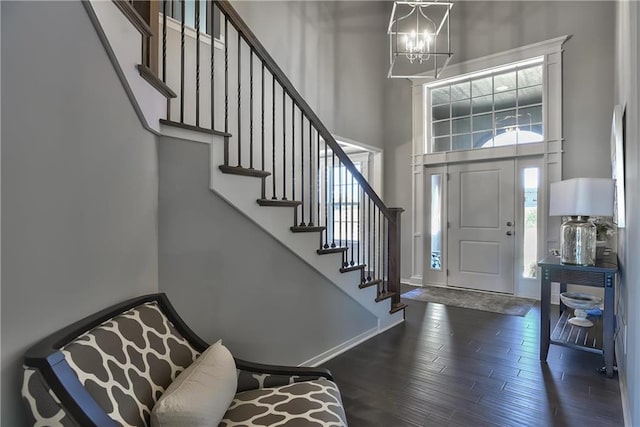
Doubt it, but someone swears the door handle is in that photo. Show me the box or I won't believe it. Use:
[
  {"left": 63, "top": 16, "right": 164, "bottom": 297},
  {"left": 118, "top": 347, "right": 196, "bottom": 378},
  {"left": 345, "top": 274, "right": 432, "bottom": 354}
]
[
  {"left": 506, "top": 231, "right": 513, "bottom": 236},
  {"left": 506, "top": 221, "right": 513, "bottom": 227}
]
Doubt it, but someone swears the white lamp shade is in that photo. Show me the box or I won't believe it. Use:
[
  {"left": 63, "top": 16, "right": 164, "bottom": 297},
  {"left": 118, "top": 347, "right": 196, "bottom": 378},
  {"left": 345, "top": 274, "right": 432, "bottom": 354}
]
[{"left": 549, "top": 178, "right": 615, "bottom": 217}]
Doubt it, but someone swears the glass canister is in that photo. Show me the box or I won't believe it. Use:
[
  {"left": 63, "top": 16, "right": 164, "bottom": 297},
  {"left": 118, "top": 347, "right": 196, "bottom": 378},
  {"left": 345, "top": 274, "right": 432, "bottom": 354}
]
[{"left": 560, "top": 216, "right": 596, "bottom": 265}]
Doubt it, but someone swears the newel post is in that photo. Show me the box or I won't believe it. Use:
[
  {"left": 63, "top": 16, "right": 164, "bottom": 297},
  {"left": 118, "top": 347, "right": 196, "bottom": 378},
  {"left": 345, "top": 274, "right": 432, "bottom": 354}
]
[{"left": 388, "top": 207, "right": 404, "bottom": 308}]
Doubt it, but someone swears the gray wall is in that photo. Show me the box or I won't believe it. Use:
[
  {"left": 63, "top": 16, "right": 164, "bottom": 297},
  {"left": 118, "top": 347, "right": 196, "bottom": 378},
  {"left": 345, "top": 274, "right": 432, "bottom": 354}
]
[
  {"left": 230, "top": 1, "right": 388, "bottom": 149},
  {"left": 382, "top": 1, "right": 617, "bottom": 280},
  {"left": 158, "top": 137, "right": 376, "bottom": 365},
  {"left": 614, "top": 0, "right": 640, "bottom": 423},
  {"left": 1, "top": 2, "right": 159, "bottom": 425}
]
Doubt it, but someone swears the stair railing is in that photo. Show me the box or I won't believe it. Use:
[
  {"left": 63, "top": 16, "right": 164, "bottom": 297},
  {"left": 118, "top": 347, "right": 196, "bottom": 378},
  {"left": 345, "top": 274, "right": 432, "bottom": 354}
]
[{"left": 158, "top": 0, "right": 405, "bottom": 312}]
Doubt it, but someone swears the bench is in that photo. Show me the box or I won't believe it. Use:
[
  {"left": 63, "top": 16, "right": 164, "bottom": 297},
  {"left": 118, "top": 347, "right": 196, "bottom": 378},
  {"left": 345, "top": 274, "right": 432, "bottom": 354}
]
[{"left": 22, "top": 293, "right": 347, "bottom": 426}]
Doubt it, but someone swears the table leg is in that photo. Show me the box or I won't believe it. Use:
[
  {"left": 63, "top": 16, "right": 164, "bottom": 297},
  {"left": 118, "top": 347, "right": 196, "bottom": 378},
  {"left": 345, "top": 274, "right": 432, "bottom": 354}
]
[
  {"left": 560, "top": 282, "right": 567, "bottom": 314},
  {"left": 604, "top": 272, "right": 615, "bottom": 377},
  {"left": 540, "top": 267, "right": 551, "bottom": 362}
]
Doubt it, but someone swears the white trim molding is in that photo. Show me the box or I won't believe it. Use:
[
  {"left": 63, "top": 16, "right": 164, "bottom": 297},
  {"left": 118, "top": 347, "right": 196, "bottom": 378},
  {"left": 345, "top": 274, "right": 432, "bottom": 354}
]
[
  {"left": 300, "top": 327, "right": 378, "bottom": 367},
  {"left": 301, "top": 314, "right": 405, "bottom": 367},
  {"left": 409, "top": 36, "right": 569, "bottom": 298},
  {"left": 160, "top": 14, "right": 225, "bottom": 50},
  {"left": 409, "top": 35, "right": 570, "bottom": 87}
]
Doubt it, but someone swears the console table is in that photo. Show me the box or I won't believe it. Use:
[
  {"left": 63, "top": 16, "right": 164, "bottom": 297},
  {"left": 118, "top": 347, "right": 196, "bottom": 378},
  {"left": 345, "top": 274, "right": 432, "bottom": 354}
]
[{"left": 538, "top": 253, "right": 618, "bottom": 377}]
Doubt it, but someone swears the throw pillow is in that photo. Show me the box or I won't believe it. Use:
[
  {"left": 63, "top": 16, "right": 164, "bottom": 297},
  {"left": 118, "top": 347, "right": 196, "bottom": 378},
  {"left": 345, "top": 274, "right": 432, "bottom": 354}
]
[{"left": 151, "top": 340, "right": 237, "bottom": 427}]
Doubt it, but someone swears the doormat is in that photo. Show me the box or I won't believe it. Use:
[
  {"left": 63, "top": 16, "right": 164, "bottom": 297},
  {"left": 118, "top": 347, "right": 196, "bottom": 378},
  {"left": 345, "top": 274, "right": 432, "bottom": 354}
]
[{"left": 402, "top": 286, "right": 536, "bottom": 317}]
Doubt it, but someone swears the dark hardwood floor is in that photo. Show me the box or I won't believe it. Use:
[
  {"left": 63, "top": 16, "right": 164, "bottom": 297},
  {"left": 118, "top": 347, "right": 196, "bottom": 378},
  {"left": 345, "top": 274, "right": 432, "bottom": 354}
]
[{"left": 322, "top": 291, "right": 624, "bottom": 427}]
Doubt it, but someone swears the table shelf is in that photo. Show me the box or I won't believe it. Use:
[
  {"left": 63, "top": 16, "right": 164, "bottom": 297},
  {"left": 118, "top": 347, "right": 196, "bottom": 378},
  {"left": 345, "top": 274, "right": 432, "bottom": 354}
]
[{"left": 550, "top": 310, "right": 603, "bottom": 354}]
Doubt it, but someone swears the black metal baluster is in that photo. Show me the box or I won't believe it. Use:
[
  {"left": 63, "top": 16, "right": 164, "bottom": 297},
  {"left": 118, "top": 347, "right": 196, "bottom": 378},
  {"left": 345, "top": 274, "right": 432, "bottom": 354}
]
[
  {"left": 339, "top": 161, "right": 342, "bottom": 253},
  {"left": 261, "top": 63, "right": 265, "bottom": 172},
  {"left": 300, "top": 115, "right": 305, "bottom": 226},
  {"left": 379, "top": 211, "right": 388, "bottom": 292},
  {"left": 323, "top": 142, "right": 329, "bottom": 249},
  {"left": 163, "top": 0, "right": 170, "bottom": 120},
  {"left": 224, "top": 17, "right": 229, "bottom": 133},
  {"left": 162, "top": 1, "right": 167, "bottom": 84},
  {"left": 378, "top": 209, "right": 382, "bottom": 287},
  {"left": 292, "top": 101, "right": 295, "bottom": 203},
  {"left": 308, "top": 123, "right": 313, "bottom": 226},
  {"left": 367, "top": 197, "right": 371, "bottom": 281},
  {"left": 358, "top": 187, "right": 362, "bottom": 267},
  {"left": 209, "top": 1, "right": 214, "bottom": 130},
  {"left": 180, "top": 0, "right": 185, "bottom": 123},
  {"left": 237, "top": 31, "right": 241, "bottom": 167},
  {"left": 350, "top": 173, "right": 355, "bottom": 266},
  {"left": 195, "top": 0, "right": 200, "bottom": 127},
  {"left": 282, "top": 90, "right": 287, "bottom": 200},
  {"left": 373, "top": 204, "right": 376, "bottom": 280},
  {"left": 331, "top": 151, "right": 336, "bottom": 248},
  {"left": 316, "top": 129, "right": 322, "bottom": 229},
  {"left": 249, "top": 49, "right": 254, "bottom": 169},
  {"left": 271, "top": 77, "right": 276, "bottom": 199}
]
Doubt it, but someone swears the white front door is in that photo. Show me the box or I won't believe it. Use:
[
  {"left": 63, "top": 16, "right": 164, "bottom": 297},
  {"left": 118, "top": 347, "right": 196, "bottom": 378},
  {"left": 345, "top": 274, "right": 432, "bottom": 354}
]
[{"left": 447, "top": 160, "right": 515, "bottom": 293}]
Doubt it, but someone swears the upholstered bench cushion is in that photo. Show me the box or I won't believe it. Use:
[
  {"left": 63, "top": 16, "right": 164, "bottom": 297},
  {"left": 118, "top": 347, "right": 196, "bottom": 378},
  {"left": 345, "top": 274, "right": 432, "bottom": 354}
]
[{"left": 220, "top": 378, "right": 347, "bottom": 426}]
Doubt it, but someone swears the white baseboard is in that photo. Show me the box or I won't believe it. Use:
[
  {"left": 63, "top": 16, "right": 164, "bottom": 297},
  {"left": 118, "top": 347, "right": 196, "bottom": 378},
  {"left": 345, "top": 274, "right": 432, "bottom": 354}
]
[
  {"left": 378, "top": 315, "right": 405, "bottom": 334},
  {"left": 616, "top": 338, "right": 632, "bottom": 427},
  {"left": 300, "top": 327, "right": 379, "bottom": 367},
  {"left": 402, "top": 276, "right": 422, "bottom": 286},
  {"left": 619, "top": 369, "right": 631, "bottom": 427},
  {"left": 300, "top": 316, "right": 405, "bottom": 367}
]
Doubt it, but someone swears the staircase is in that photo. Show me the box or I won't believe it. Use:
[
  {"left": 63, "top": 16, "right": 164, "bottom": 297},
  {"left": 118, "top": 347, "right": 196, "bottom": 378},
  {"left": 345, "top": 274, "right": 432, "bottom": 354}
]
[{"left": 102, "top": 0, "right": 406, "bottom": 330}]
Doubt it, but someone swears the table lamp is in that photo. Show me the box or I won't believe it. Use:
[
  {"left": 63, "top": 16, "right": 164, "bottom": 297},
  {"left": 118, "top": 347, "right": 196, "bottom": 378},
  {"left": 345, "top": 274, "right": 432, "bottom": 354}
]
[{"left": 549, "top": 178, "right": 614, "bottom": 266}]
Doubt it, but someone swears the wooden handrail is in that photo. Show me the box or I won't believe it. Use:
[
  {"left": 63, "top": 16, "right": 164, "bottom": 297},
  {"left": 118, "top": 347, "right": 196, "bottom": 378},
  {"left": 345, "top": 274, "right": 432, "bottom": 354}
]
[
  {"left": 215, "top": 0, "right": 394, "bottom": 222},
  {"left": 112, "top": 0, "right": 153, "bottom": 37}
]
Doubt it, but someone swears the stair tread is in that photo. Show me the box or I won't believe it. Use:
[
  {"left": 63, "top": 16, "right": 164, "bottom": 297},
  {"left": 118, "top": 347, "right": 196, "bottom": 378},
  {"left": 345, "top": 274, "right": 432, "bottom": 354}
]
[
  {"left": 290, "top": 225, "right": 326, "bottom": 233},
  {"left": 375, "top": 291, "right": 396, "bottom": 302},
  {"left": 390, "top": 302, "right": 407, "bottom": 314},
  {"left": 340, "top": 264, "right": 366, "bottom": 273},
  {"left": 257, "top": 199, "right": 303, "bottom": 207},
  {"left": 160, "top": 119, "right": 231, "bottom": 137},
  {"left": 317, "top": 247, "right": 348, "bottom": 255},
  {"left": 219, "top": 165, "right": 270, "bottom": 178},
  {"left": 359, "top": 278, "right": 382, "bottom": 289},
  {"left": 137, "top": 64, "right": 176, "bottom": 99}
]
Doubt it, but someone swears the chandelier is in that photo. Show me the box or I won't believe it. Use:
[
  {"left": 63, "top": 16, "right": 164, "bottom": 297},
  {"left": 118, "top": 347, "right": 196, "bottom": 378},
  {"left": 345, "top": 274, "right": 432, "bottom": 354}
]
[{"left": 387, "top": 1, "right": 453, "bottom": 79}]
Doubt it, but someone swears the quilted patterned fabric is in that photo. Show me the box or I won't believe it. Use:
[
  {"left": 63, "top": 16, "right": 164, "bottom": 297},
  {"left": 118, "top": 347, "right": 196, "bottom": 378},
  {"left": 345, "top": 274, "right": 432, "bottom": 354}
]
[
  {"left": 220, "top": 378, "right": 347, "bottom": 426},
  {"left": 22, "top": 367, "right": 77, "bottom": 426},
  {"left": 237, "top": 370, "right": 326, "bottom": 393},
  {"left": 61, "top": 302, "right": 200, "bottom": 426}
]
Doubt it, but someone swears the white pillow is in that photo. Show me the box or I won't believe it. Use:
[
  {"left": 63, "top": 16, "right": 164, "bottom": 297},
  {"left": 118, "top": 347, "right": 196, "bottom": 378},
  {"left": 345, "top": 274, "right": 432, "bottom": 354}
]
[{"left": 151, "top": 340, "right": 237, "bottom": 427}]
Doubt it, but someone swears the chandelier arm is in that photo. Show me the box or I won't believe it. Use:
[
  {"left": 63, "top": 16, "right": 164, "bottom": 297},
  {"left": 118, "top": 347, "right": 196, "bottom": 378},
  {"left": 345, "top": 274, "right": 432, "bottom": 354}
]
[
  {"left": 436, "top": 6, "right": 451, "bottom": 38},
  {"left": 394, "top": 6, "right": 418, "bottom": 26}
]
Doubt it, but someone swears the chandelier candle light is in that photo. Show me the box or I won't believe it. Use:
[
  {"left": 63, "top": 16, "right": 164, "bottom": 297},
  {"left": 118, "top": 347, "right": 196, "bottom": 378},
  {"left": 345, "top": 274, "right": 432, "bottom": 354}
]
[
  {"left": 549, "top": 178, "right": 615, "bottom": 266},
  {"left": 388, "top": 1, "right": 453, "bottom": 79}
]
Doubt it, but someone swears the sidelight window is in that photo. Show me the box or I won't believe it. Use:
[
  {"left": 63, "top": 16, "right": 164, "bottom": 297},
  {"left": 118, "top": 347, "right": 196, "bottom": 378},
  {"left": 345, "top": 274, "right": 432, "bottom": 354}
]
[
  {"left": 430, "top": 174, "right": 443, "bottom": 270},
  {"left": 522, "top": 167, "right": 539, "bottom": 278}
]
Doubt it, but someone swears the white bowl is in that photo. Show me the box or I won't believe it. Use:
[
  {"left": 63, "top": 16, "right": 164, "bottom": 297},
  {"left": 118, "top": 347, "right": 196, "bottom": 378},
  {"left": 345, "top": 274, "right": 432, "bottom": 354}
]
[
  {"left": 560, "top": 292, "right": 602, "bottom": 327},
  {"left": 559, "top": 292, "right": 602, "bottom": 310}
]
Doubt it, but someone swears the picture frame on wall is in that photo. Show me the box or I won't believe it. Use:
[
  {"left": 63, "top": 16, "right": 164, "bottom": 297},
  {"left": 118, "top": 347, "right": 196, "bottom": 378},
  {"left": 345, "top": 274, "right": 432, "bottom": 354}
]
[{"left": 610, "top": 104, "right": 626, "bottom": 228}]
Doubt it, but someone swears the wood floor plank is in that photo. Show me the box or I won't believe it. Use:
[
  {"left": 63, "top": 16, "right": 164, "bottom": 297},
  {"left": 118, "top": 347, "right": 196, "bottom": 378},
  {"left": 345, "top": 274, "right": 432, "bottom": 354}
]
[{"left": 322, "top": 298, "right": 624, "bottom": 427}]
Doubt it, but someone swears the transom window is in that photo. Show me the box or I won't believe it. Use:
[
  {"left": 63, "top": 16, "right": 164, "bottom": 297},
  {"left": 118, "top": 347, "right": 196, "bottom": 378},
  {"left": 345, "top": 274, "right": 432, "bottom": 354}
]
[{"left": 427, "top": 60, "right": 544, "bottom": 153}]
